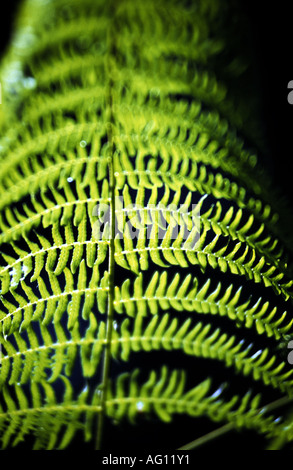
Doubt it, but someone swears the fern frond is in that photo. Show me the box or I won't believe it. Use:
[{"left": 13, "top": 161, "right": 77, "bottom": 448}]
[
  {"left": 0, "top": 377, "right": 102, "bottom": 449},
  {"left": 0, "top": 260, "right": 109, "bottom": 337},
  {"left": 108, "top": 314, "right": 293, "bottom": 394},
  {"left": 0, "top": 313, "right": 107, "bottom": 385},
  {"left": 114, "top": 272, "right": 293, "bottom": 340},
  {"left": 114, "top": 217, "right": 293, "bottom": 300},
  {"left": 105, "top": 366, "right": 282, "bottom": 440},
  {"left": 0, "top": 0, "right": 293, "bottom": 451}
]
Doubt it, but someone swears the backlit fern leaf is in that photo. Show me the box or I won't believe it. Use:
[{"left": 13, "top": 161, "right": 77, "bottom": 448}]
[
  {"left": 0, "top": 0, "right": 293, "bottom": 451},
  {"left": 114, "top": 272, "right": 293, "bottom": 340}
]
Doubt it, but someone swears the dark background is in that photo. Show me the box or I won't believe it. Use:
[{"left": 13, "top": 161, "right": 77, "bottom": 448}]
[{"left": 240, "top": 0, "right": 293, "bottom": 209}]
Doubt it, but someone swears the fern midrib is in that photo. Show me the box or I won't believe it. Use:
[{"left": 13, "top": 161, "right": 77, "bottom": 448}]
[
  {"left": 1, "top": 0, "right": 293, "bottom": 450},
  {"left": 96, "top": 4, "right": 117, "bottom": 449}
]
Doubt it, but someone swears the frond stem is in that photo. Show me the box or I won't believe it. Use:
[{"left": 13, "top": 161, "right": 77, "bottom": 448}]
[
  {"left": 96, "top": 8, "right": 116, "bottom": 449},
  {"left": 177, "top": 394, "right": 293, "bottom": 450}
]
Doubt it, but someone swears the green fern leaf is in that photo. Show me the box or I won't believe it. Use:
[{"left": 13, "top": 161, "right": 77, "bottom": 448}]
[{"left": 0, "top": 0, "right": 293, "bottom": 451}]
